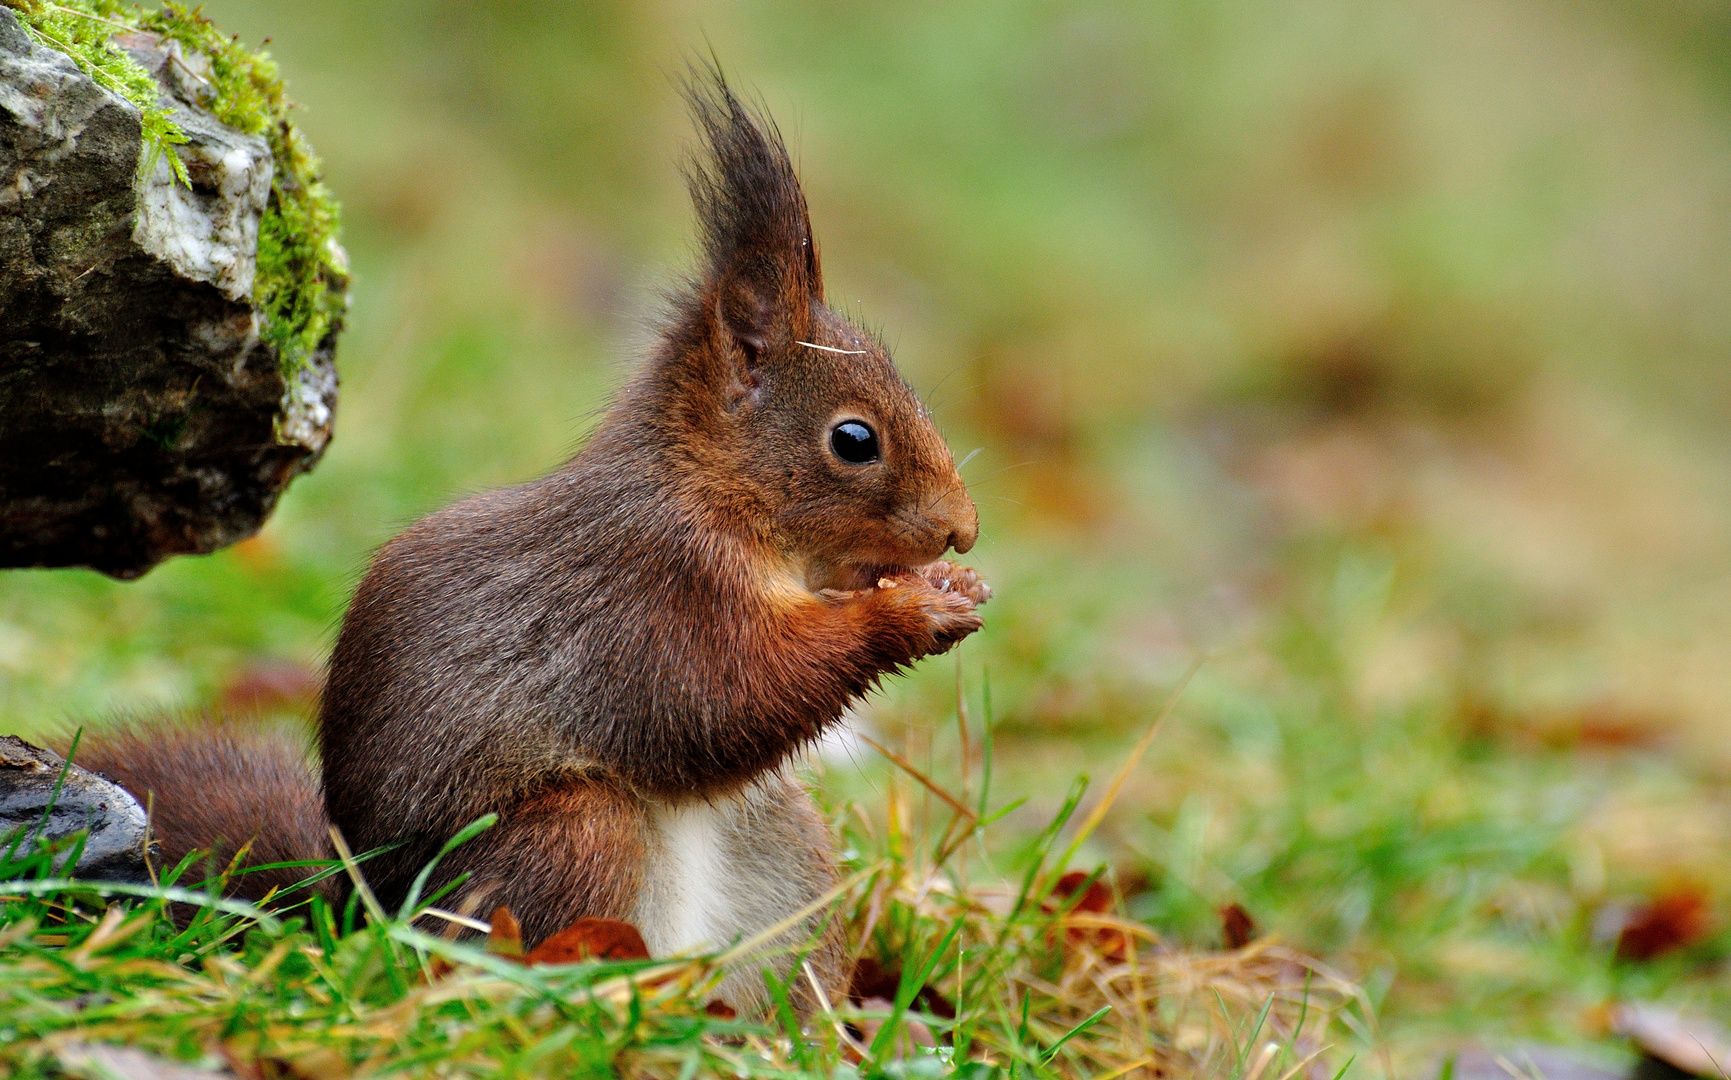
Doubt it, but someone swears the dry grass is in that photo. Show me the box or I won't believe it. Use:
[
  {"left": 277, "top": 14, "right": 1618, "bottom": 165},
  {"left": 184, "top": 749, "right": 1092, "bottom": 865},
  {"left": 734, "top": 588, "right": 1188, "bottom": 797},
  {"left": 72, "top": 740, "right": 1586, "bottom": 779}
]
[{"left": 824, "top": 858, "right": 1369, "bottom": 1080}]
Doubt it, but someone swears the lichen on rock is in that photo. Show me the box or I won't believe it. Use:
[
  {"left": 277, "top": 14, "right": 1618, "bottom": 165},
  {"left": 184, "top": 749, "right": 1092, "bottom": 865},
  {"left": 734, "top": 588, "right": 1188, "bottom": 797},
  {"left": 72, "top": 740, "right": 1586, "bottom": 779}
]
[{"left": 0, "top": 2, "right": 347, "bottom": 577}]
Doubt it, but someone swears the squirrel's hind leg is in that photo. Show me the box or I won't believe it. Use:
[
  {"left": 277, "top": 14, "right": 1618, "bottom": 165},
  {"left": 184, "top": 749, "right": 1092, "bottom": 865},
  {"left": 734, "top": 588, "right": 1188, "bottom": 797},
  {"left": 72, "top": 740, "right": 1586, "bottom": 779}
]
[{"left": 437, "top": 778, "right": 647, "bottom": 948}]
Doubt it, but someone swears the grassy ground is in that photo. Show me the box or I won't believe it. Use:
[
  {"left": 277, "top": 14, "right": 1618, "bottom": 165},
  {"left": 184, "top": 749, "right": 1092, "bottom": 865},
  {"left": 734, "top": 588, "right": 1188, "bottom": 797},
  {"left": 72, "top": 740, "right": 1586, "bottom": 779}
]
[
  {"left": 1, "top": 701, "right": 1370, "bottom": 1080},
  {"left": 7, "top": 0, "right": 1731, "bottom": 1076}
]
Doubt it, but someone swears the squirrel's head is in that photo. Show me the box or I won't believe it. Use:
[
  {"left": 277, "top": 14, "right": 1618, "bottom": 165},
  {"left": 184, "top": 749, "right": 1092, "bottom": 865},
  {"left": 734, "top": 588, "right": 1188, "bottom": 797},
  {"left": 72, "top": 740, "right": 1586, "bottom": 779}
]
[{"left": 646, "top": 68, "right": 978, "bottom": 592}]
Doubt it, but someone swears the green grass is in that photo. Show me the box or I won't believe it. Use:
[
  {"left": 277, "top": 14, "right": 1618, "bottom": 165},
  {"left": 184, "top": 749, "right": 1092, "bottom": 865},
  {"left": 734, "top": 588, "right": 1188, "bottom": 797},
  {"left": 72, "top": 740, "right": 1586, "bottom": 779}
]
[
  {"left": 1, "top": 704, "right": 1368, "bottom": 1080},
  {"left": 6, "top": 0, "right": 1731, "bottom": 1074}
]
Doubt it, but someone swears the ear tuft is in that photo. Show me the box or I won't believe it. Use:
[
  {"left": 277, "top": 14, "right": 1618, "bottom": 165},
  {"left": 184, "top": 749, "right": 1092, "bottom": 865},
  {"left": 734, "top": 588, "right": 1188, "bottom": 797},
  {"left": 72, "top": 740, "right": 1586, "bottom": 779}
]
[{"left": 682, "top": 62, "right": 822, "bottom": 355}]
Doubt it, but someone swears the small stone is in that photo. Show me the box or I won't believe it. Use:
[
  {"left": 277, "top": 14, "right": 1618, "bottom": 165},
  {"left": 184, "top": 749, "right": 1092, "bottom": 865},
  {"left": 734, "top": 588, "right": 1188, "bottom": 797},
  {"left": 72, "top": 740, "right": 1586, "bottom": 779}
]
[
  {"left": 57, "top": 1042, "right": 234, "bottom": 1080},
  {"left": 1614, "top": 1004, "right": 1731, "bottom": 1078},
  {"left": 0, "top": 735, "right": 150, "bottom": 882},
  {"left": 1441, "top": 1046, "right": 1628, "bottom": 1080}
]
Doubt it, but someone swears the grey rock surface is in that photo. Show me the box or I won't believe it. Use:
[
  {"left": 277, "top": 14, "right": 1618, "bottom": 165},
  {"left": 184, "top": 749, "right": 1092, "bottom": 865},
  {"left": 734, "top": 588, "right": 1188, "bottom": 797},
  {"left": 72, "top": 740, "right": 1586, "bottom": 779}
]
[
  {"left": 0, "top": 735, "right": 150, "bottom": 882},
  {"left": 0, "top": 8, "right": 339, "bottom": 578}
]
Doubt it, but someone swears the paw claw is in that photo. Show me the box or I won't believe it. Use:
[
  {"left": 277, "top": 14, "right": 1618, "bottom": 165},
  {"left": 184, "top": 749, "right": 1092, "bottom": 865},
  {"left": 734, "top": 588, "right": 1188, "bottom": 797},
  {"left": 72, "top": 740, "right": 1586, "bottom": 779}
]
[{"left": 914, "top": 560, "right": 991, "bottom": 606}]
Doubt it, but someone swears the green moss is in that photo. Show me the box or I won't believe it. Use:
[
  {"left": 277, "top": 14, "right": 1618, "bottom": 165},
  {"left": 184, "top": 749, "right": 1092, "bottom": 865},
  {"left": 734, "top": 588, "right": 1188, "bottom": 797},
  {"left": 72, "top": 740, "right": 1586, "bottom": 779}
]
[
  {"left": 3, "top": 0, "right": 189, "bottom": 181},
  {"left": 5, "top": 0, "right": 345, "bottom": 380}
]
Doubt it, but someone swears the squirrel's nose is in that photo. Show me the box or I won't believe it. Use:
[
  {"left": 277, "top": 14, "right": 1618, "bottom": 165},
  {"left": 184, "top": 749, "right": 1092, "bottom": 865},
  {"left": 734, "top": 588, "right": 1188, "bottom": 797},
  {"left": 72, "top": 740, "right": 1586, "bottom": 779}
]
[{"left": 940, "top": 488, "right": 979, "bottom": 555}]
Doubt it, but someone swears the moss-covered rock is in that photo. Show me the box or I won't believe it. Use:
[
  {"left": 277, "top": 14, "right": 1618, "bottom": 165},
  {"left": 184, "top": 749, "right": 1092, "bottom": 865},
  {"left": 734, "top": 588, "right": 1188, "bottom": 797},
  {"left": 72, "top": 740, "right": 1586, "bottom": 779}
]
[
  {"left": 0, "top": 1, "right": 347, "bottom": 577},
  {"left": 6, "top": 0, "right": 347, "bottom": 384}
]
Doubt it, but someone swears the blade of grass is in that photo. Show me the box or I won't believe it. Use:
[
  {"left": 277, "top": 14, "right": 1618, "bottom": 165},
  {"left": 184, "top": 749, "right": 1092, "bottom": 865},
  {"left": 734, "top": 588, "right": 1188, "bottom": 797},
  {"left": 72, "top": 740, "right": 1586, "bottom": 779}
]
[
  {"left": 859, "top": 732, "right": 977, "bottom": 824},
  {"left": 805, "top": 957, "right": 869, "bottom": 1060},
  {"left": 1039, "top": 1004, "right": 1112, "bottom": 1064},
  {"left": 869, "top": 913, "right": 966, "bottom": 1058},
  {"left": 979, "top": 669, "right": 995, "bottom": 820},
  {"left": 0, "top": 877, "right": 281, "bottom": 931},
  {"left": 1094, "top": 1057, "right": 1159, "bottom": 1080},
  {"left": 1277, "top": 1045, "right": 1334, "bottom": 1080},
  {"left": 713, "top": 862, "right": 881, "bottom": 968},
  {"left": 399, "top": 813, "right": 498, "bottom": 919},
  {"left": 956, "top": 654, "right": 972, "bottom": 800},
  {"left": 6, "top": 728, "right": 81, "bottom": 867},
  {"left": 1238, "top": 994, "right": 1277, "bottom": 1078},
  {"left": 1012, "top": 986, "right": 1034, "bottom": 1080},
  {"left": 328, "top": 825, "right": 390, "bottom": 927},
  {"left": 1049, "top": 657, "right": 1200, "bottom": 885},
  {"left": 418, "top": 906, "right": 491, "bottom": 933},
  {"left": 1003, "top": 774, "right": 1088, "bottom": 931},
  {"left": 141, "top": 790, "right": 157, "bottom": 887},
  {"left": 765, "top": 966, "right": 814, "bottom": 1071}
]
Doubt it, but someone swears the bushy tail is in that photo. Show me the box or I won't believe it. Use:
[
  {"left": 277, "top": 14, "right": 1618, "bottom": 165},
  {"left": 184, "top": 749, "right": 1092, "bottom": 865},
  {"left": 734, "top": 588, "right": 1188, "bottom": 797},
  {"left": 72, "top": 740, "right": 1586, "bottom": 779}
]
[{"left": 71, "top": 715, "right": 334, "bottom": 904}]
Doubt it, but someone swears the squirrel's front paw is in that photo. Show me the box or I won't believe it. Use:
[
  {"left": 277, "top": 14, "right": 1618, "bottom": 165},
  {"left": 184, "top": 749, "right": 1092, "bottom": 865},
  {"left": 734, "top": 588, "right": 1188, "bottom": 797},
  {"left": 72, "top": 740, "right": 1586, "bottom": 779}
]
[
  {"left": 878, "top": 575, "right": 983, "bottom": 656},
  {"left": 915, "top": 560, "right": 991, "bottom": 606}
]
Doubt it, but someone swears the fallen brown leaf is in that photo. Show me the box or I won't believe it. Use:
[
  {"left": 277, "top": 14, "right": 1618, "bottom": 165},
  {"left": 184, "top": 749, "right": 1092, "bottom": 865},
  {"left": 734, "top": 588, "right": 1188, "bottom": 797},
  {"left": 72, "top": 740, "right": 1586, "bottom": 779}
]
[
  {"left": 1615, "top": 887, "right": 1711, "bottom": 962},
  {"left": 1221, "top": 904, "right": 1259, "bottom": 951},
  {"left": 525, "top": 917, "right": 650, "bottom": 964},
  {"left": 486, "top": 906, "right": 524, "bottom": 958},
  {"left": 1051, "top": 870, "right": 1132, "bottom": 962}
]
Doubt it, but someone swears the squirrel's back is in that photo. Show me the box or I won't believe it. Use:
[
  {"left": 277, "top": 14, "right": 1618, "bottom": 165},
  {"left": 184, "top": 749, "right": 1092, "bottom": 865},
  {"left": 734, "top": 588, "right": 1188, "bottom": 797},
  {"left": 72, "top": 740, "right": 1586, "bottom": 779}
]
[{"left": 316, "top": 457, "right": 750, "bottom": 899}]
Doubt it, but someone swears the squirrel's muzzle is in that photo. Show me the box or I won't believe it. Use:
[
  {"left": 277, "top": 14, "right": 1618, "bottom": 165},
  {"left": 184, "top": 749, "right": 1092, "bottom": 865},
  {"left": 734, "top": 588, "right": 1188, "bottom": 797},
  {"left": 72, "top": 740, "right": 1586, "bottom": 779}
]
[{"left": 936, "top": 485, "right": 978, "bottom": 555}]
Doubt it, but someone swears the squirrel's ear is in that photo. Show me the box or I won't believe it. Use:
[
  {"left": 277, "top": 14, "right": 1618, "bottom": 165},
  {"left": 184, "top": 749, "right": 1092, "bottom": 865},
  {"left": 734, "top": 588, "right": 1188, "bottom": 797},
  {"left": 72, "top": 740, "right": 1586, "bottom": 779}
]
[
  {"left": 685, "top": 66, "right": 823, "bottom": 365},
  {"left": 715, "top": 247, "right": 817, "bottom": 359}
]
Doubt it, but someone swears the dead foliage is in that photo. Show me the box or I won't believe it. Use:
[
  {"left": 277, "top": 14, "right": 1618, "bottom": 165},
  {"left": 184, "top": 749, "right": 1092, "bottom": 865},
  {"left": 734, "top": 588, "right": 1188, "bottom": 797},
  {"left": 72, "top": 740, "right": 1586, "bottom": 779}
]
[{"left": 1614, "top": 886, "right": 1713, "bottom": 963}]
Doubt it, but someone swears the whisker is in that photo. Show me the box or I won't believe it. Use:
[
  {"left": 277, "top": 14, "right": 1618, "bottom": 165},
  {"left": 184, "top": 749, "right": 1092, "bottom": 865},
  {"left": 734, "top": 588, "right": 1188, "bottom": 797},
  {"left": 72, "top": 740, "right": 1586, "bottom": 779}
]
[
  {"left": 956, "top": 447, "right": 984, "bottom": 472},
  {"left": 927, "top": 379, "right": 984, "bottom": 410},
  {"left": 963, "top": 459, "right": 1040, "bottom": 487},
  {"left": 922, "top": 480, "right": 965, "bottom": 514},
  {"left": 922, "top": 364, "right": 980, "bottom": 411},
  {"left": 797, "top": 341, "right": 869, "bottom": 355},
  {"left": 925, "top": 365, "right": 962, "bottom": 402}
]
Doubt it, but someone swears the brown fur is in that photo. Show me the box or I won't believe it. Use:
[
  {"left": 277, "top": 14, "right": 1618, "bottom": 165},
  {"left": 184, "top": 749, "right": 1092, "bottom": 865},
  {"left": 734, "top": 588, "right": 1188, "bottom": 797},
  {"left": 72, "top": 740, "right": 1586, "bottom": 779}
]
[
  {"left": 71, "top": 717, "right": 331, "bottom": 903},
  {"left": 439, "top": 778, "right": 646, "bottom": 944},
  {"left": 70, "top": 70, "right": 981, "bottom": 1010},
  {"left": 317, "top": 71, "right": 984, "bottom": 920}
]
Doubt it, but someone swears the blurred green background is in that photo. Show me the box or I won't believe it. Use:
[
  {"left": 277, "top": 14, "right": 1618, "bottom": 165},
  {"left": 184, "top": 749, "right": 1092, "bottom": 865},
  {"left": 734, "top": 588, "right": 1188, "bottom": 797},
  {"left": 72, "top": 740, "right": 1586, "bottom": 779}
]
[{"left": 8, "top": 0, "right": 1731, "bottom": 1065}]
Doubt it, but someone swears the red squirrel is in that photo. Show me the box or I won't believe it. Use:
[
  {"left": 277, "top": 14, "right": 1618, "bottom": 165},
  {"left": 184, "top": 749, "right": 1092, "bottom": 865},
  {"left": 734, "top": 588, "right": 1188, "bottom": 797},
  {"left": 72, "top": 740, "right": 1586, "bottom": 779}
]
[{"left": 77, "top": 71, "right": 986, "bottom": 1011}]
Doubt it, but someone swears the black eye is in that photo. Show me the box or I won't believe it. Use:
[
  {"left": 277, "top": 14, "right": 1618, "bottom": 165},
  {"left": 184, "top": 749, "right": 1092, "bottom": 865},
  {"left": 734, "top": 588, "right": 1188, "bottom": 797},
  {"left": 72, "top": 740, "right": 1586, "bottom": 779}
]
[{"left": 829, "top": 420, "right": 880, "bottom": 465}]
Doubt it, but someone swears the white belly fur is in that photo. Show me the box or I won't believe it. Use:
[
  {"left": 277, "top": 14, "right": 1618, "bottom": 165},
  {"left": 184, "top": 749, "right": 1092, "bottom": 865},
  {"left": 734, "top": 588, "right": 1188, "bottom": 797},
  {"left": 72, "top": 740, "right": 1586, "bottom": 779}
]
[
  {"left": 633, "top": 797, "right": 736, "bottom": 956},
  {"left": 629, "top": 771, "right": 837, "bottom": 1012}
]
